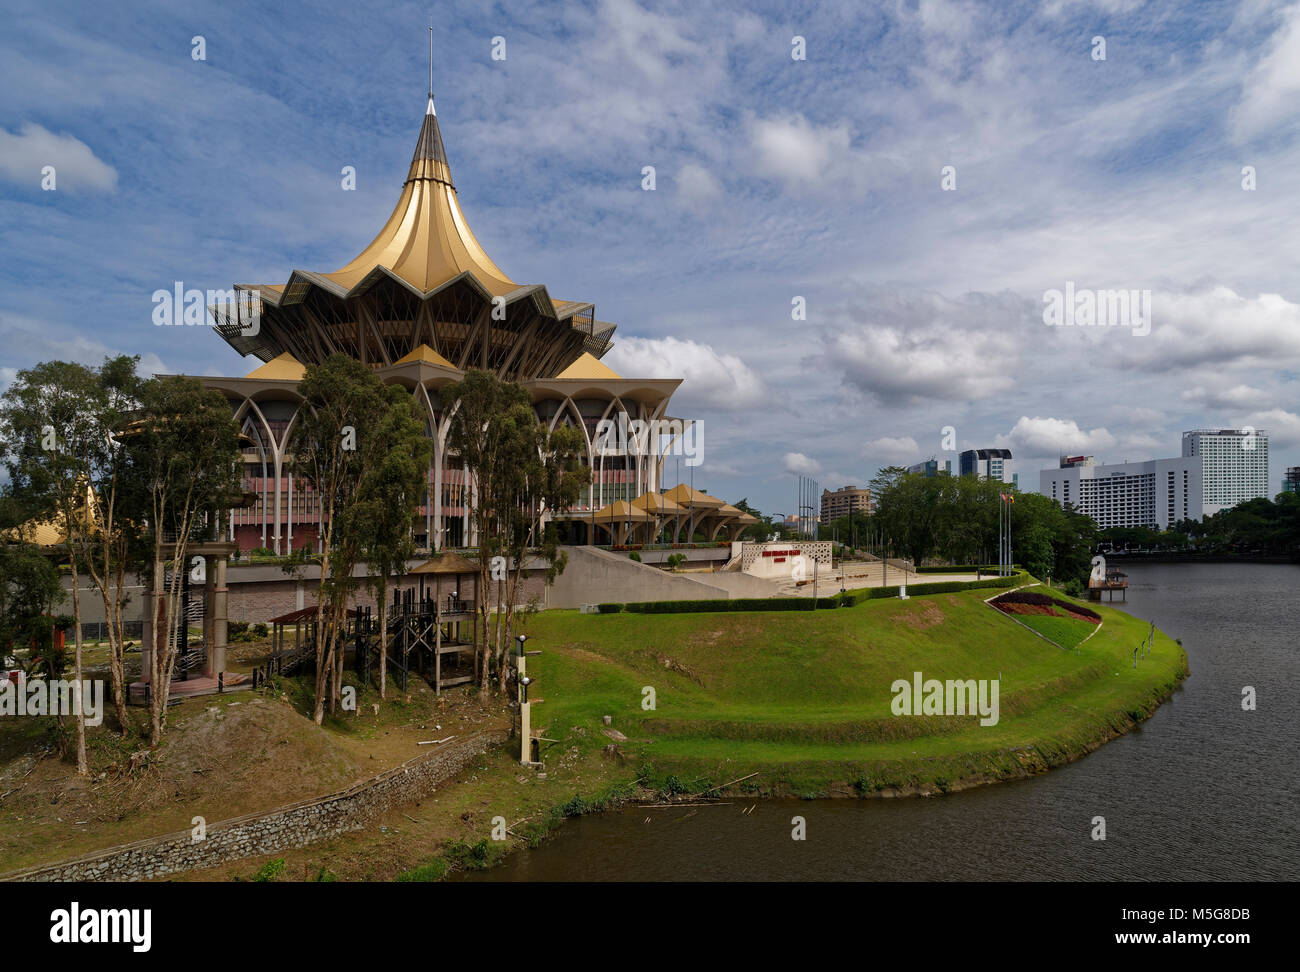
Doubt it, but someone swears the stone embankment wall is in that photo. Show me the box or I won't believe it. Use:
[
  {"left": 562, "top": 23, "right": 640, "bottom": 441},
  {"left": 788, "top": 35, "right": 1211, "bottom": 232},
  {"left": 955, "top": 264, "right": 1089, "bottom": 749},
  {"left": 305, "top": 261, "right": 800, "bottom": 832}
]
[{"left": 2, "top": 729, "right": 507, "bottom": 882}]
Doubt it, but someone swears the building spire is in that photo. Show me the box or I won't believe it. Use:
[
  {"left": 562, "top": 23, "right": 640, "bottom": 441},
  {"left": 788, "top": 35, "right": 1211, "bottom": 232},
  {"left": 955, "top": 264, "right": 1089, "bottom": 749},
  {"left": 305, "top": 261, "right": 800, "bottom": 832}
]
[{"left": 427, "top": 24, "right": 435, "bottom": 115}]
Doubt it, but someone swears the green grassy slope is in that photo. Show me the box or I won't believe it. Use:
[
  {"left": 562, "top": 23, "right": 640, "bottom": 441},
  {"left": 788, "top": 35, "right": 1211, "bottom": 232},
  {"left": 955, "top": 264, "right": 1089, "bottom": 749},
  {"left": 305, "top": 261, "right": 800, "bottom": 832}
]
[{"left": 518, "top": 583, "right": 1188, "bottom": 796}]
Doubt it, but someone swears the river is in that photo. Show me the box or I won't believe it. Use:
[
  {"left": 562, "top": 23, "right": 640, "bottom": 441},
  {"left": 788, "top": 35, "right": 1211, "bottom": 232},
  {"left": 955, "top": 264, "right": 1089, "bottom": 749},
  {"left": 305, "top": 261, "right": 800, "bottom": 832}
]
[{"left": 461, "top": 563, "right": 1300, "bottom": 881}]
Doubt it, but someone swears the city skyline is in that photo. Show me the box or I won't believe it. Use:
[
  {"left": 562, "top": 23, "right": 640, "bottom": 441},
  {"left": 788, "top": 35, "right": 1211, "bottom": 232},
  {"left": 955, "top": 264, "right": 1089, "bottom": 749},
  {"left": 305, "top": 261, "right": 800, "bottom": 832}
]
[{"left": 3, "top": 0, "right": 1299, "bottom": 515}]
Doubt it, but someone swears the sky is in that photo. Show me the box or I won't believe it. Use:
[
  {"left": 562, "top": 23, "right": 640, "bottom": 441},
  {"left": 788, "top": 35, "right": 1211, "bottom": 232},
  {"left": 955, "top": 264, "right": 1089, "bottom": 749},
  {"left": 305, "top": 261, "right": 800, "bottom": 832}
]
[{"left": 2, "top": 0, "right": 1299, "bottom": 518}]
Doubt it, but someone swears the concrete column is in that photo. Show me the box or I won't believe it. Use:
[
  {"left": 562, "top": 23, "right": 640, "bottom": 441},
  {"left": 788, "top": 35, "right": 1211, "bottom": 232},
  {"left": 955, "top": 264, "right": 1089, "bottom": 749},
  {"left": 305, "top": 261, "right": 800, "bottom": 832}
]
[{"left": 211, "top": 555, "right": 228, "bottom": 678}]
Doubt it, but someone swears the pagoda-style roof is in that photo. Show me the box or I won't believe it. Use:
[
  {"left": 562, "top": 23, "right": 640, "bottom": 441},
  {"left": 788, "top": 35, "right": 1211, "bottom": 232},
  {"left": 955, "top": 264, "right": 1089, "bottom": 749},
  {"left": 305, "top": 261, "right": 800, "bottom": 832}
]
[
  {"left": 326, "top": 97, "right": 518, "bottom": 297},
  {"left": 210, "top": 93, "right": 617, "bottom": 379},
  {"left": 408, "top": 551, "right": 478, "bottom": 574}
]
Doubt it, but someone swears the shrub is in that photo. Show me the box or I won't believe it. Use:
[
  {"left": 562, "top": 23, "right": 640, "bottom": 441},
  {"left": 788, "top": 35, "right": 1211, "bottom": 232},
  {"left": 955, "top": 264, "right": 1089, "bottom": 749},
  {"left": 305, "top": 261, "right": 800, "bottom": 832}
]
[
  {"left": 251, "top": 858, "right": 286, "bottom": 882},
  {"left": 596, "top": 603, "right": 624, "bottom": 614},
  {"left": 628, "top": 551, "right": 641, "bottom": 562}
]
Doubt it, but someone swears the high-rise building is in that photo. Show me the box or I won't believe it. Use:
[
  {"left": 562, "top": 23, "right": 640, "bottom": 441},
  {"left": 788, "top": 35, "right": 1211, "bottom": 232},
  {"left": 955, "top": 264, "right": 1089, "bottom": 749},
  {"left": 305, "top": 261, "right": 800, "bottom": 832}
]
[
  {"left": 959, "top": 448, "right": 1016, "bottom": 487},
  {"left": 1282, "top": 467, "right": 1300, "bottom": 495},
  {"left": 1040, "top": 455, "right": 1201, "bottom": 530},
  {"left": 906, "top": 458, "right": 951, "bottom": 477},
  {"left": 1181, "top": 429, "right": 1270, "bottom": 517},
  {"left": 820, "top": 485, "right": 871, "bottom": 523}
]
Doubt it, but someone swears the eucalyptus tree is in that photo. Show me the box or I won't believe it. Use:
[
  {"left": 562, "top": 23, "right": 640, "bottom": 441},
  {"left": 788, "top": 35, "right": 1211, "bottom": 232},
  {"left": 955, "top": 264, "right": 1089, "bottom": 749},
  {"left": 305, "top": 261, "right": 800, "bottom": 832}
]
[
  {"left": 442, "top": 370, "right": 535, "bottom": 697},
  {"left": 126, "top": 375, "right": 241, "bottom": 744},
  {"left": 358, "top": 384, "right": 432, "bottom": 699},
  {"left": 492, "top": 418, "right": 588, "bottom": 693},
  {"left": 287, "top": 355, "right": 413, "bottom": 721}
]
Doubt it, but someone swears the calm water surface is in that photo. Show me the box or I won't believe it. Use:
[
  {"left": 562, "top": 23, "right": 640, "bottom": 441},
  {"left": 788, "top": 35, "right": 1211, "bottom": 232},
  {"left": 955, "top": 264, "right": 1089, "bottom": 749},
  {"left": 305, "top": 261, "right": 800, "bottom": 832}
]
[{"left": 463, "top": 563, "right": 1300, "bottom": 881}]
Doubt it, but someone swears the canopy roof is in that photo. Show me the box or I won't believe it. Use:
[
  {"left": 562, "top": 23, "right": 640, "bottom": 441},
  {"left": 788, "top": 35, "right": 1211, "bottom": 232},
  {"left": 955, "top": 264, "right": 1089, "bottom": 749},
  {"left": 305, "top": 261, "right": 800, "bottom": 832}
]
[
  {"left": 591, "top": 499, "right": 655, "bottom": 523},
  {"left": 663, "top": 483, "right": 726, "bottom": 510},
  {"left": 631, "top": 491, "right": 686, "bottom": 516}
]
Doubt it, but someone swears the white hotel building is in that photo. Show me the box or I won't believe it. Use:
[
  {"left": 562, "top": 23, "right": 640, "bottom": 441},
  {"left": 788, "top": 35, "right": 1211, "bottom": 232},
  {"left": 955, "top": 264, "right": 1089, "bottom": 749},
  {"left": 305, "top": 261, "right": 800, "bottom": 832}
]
[{"left": 1040, "top": 429, "right": 1270, "bottom": 529}]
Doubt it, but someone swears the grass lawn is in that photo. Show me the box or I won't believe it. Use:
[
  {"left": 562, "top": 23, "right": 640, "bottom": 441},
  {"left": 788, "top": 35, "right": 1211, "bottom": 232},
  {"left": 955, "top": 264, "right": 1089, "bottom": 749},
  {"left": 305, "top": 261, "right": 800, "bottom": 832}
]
[
  {"left": 1001, "top": 611, "right": 1099, "bottom": 651},
  {"left": 512, "top": 581, "right": 1186, "bottom": 795}
]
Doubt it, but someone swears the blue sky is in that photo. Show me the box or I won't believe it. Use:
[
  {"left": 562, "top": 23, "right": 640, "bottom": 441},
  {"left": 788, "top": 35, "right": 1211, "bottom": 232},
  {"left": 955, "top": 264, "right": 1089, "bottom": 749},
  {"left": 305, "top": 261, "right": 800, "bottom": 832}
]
[{"left": 3, "top": 0, "right": 1299, "bottom": 517}]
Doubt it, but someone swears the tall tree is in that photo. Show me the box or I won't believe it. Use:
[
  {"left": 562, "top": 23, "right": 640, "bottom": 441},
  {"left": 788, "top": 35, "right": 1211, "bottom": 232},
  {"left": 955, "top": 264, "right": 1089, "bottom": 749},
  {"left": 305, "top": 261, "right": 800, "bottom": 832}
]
[
  {"left": 286, "top": 355, "right": 403, "bottom": 721},
  {"left": 492, "top": 416, "right": 588, "bottom": 692},
  {"left": 358, "top": 384, "right": 432, "bottom": 700},
  {"left": 442, "top": 370, "right": 535, "bottom": 697},
  {"left": 0, "top": 361, "right": 107, "bottom": 772},
  {"left": 126, "top": 376, "right": 241, "bottom": 745}
]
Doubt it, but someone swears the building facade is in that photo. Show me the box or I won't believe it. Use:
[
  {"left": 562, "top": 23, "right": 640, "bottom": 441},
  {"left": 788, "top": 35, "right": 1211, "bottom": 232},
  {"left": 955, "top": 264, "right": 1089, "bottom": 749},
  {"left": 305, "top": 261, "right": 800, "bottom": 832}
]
[
  {"left": 820, "top": 485, "right": 871, "bottom": 523},
  {"left": 1181, "top": 429, "right": 1270, "bottom": 517},
  {"left": 1040, "top": 456, "right": 1202, "bottom": 530},
  {"left": 1283, "top": 467, "right": 1300, "bottom": 495},
  {"left": 958, "top": 448, "right": 1016, "bottom": 487},
  {"left": 195, "top": 92, "right": 690, "bottom": 552}
]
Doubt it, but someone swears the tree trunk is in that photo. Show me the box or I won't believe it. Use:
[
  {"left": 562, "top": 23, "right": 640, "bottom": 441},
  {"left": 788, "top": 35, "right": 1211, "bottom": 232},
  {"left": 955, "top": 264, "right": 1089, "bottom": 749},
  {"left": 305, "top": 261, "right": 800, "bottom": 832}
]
[{"left": 69, "top": 563, "right": 88, "bottom": 776}]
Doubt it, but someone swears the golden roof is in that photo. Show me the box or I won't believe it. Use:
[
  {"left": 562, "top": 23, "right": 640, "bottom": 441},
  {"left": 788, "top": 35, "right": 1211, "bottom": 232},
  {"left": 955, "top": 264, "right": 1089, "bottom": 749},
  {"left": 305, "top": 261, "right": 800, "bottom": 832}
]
[
  {"left": 323, "top": 97, "right": 518, "bottom": 297},
  {"left": 663, "top": 483, "right": 725, "bottom": 510},
  {"left": 243, "top": 352, "right": 306, "bottom": 382},
  {"left": 631, "top": 491, "right": 687, "bottom": 515},
  {"left": 590, "top": 500, "right": 655, "bottom": 523},
  {"left": 554, "top": 352, "right": 623, "bottom": 381},
  {"left": 393, "top": 343, "right": 457, "bottom": 369}
]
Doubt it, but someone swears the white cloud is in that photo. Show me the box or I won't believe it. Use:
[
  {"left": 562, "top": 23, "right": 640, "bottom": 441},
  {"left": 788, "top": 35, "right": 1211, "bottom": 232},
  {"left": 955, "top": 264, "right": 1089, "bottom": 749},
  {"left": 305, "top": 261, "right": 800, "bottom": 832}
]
[
  {"left": 864, "top": 435, "right": 921, "bottom": 463},
  {"left": 815, "top": 291, "right": 1026, "bottom": 404},
  {"left": 1230, "top": 3, "right": 1300, "bottom": 140},
  {"left": 0, "top": 122, "right": 117, "bottom": 192},
  {"left": 605, "top": 335, "right": 764, "bottom": 410},
  {"left": 782, "top": 451, "right": 821, "bottom": 476},
  {"left": 1242, "top": 408, "right": 1300, "bottom": 447},
  {"left": 1114, "top": 288, "right": 1300, "bottom": 371},
  {"left": 1182, "top": 383, "right": 1272, "bottom": 409},
  {"left": 675, "top": 163, "right": 722, "bottom": 207},
  {"left": 1000, "top": 416, "right": 1118, "bottom": 460}
]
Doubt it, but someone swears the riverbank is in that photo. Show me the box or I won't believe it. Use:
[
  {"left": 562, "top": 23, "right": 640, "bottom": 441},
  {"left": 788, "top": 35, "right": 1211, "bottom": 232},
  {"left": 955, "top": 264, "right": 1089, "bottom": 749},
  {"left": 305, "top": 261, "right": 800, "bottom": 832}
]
[
  {"left": 1, "top": 579, "right": 1187, "bottom": 881},
  {"left": 182, "top": 580, "right": 1186, "bottom": 880}
]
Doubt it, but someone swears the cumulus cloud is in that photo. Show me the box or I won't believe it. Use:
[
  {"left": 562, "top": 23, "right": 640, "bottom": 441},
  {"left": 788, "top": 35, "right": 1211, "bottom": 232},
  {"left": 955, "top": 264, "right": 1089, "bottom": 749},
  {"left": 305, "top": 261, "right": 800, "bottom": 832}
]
[
  {"left": 0, "top": 122, "right": 117, "bottom": 192},
  {"left": 814, "top": 291, "right": 1027, "bottom": 405},
  {"left": 864, "top": 435, "right": 921, "bottom": 463},
  {"left": 605, "top": 335, "right": 764, "bottom": 410},
  {"left": 999, "top": 416, "right": 1118, "bottom": 459},
  {"left": 1242, "top": 408, "right": 1300, "bottom": 448},
  {"left": 1118, "top": 288, "right": 1300, "bottom": 370},
  {"left": 782, "top": 451, "right": 821, "bottom": 476},
  {"left": 1182, "top": 384, "right": 1272, "bottom": 409}
]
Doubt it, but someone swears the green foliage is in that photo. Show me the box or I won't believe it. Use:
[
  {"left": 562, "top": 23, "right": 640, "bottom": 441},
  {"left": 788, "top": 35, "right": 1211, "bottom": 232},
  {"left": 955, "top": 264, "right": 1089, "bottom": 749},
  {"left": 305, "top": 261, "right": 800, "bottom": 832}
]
[
  {"left": 396, "top": 859, "right": 448, "bottom": 882},
  {"left": 665, "top": 553, "right": 687, "bottom": 570},
  {"left": 443, "top": 838, "right": 503, "bottom": 870},
  {"left": 596, "top": 603, "right": 624, "bottom": 613},
  {"left": 871, "top": 470, "right": 1097, "bottom": 581},
  {"left": 251, "top": 858, "right": 286, "bottom": 882},
  {"left": 628, "top": 551, "right": 641, "bottom": 562}
]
